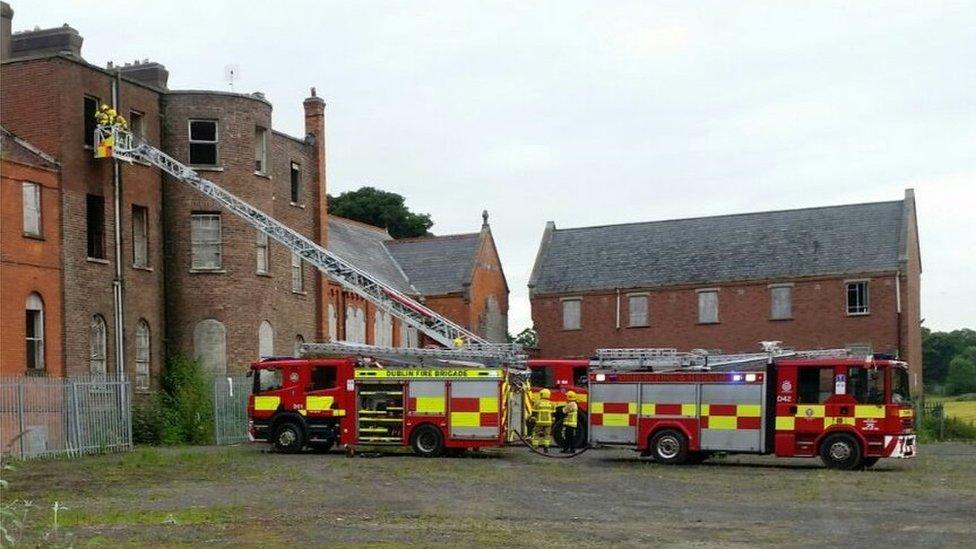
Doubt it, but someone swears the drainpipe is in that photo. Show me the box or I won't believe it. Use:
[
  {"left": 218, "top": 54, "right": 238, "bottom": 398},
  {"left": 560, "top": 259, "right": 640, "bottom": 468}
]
[{"left": 111, "top": 71, "right": 125, "bottom": 380}]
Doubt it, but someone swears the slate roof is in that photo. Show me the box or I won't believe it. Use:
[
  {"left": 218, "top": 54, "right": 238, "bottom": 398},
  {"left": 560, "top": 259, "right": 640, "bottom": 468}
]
[
  {"left": 327, "top": 217, "right": 415, "bottom": 294},
  {"left": 386, "top": 233, "right": 482, "bottom": 295},
  {"left": 529, "top": 200, "right": 907, "bottom": 295},
  {"left": 0, "top": 126, "right": 59, "bottom": 170}
]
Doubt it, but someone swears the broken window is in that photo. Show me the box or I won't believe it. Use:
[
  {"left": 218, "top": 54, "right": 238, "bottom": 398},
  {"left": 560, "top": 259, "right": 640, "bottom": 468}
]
[
  {"left": 135, "top": 319, "right": 150, "bottom": 391},
  {"left": 86, "top": 194, "right": 106, "bottom": 259},
  {"left": 846, "top": 281, "right": 869, "bottom": 315},
  {"left": 188, "top": 119, "right": 218, "bottom": 165},
  {"left": 290, "top": 162, "right": 302, "bottom": 204},
  {"left": 254, "top": 126, "right": 268, "bottom": 174},
  {"left": 84, "top": 96, "right": 98, "bottom": 147},
  {"left": 130, "top": 110, "right": 145, "bottom": 138},
  {"left": 190, "top": 213, "right": 222, "bottom": 270}
]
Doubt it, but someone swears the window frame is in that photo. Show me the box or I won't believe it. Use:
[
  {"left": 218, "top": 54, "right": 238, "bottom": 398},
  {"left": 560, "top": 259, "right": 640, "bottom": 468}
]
[
  {"left": 129, "top": 109, "right": 145, "bottom": 138},
  {"left": 188, "top": 119, "right": 219, "bottom": 166},
  {"left": 769, "top": 283, "right": 793, "bottom": 320},
  {"left": 289, "top": 162, "right": 302, "bottom": 205},
  {"left": 190, "top": 213, "right": 223, "bottom": 271},
  {"left": 797, "top": 366, "right": 835, "bottom": 404},
  {"left": 90, "top": 314, "right": 107, "bottom": 375},
  {"left": 696, "top": 288, "right": 719, "bottom": 324},
  {"left": 845, "top": 280, "right": 870, "bottom": 315},
  {"left": 254, "top": 126, "right": 268, "bottom": 175},
  {"left": 22, "top": 182, "right": 42, "bottom": 237},
  {"left": 291, "top": 252, "right": 304, "bottom": 293},
  {"left": 627, "top": 293, "right": 649, "bottom": 327},
  {"left": 26, "top": 293, "right": 45, "bottom": 372},
  {"left": 84, "top": 96, "right": 99, "bottom": 148},
  {"left": 561, "top": 297, "right": 582, "bottom": 331},
  {"left": 255, "top": 230, "right": 270, "bottom": 275},
  {"left": 135, "top": 319, "right": 151, "bottom": 391},
  {"left": 132, "top": 205, "right": 149, "bottom": 268},
  {"left": 86, "top": 194, "right": 106, "bottom": 260}
]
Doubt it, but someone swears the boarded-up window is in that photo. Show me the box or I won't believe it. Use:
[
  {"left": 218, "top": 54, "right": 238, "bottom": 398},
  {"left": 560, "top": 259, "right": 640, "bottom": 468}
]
[
  {"left": 328, "top": 303, "right": 338, "bottom": 342},
  {"left": 846, "top": 281, "right": 869, "bottom": 314},
  {"left": 90, "top": 314, "right": 107, "bottom": 374},
  {"left": 771, "top": 285, "right": 792, "bottom": 319},
  {"left": 132, "top": 205, "right": 149, "bottom": 268},
  {"left": 254, "top": 126, "right": 268, "bottom": 174},
  {"left": 628, "top": 294, "right": 648, "bottom": 327},
  {"left": 22, "top": 182, "right": 41, "bottom": 236},
  {"left": 135, "top": 319, "right": 150, "bottom": 391},
  {"left": 355, "top": 308, "right": 366, "bottom": 343},
  {"left": 193, "top": 319, "right": 226, "bottom": 376},
  {"left": 374, "top": 311, "right": 393, "bottom": 346},
  {"left": 294, "top": 335, "right": 305, "bottom": 357},
  {"left": 258, "top": 321, "right": 274, "bottom": 358},
  {"left": 26, "top": 293, "right": 44, "bottom": 371},
  {"left": 256, "top": 230, "right": 269, "bottom": 274},
  {"left": 291, "top": 252, "right": 304, "bottom": 292},
  {"left": 191, "top": 213, "right": 222, "bottom": 270},
  {"left": 698, "top": 290, "right": 719, "bottom": 324},
  {"left": 87, "top": 194, "right": 106, "bottom": 259},
  {"left": 188, "top": 119, "right": 218, "bottom": 165},
  {"left": 562, "top": 299, "right": 581, "bottom": 330},
  {"left": 399, "top": 322, "right": 419, "bottom": 348}
]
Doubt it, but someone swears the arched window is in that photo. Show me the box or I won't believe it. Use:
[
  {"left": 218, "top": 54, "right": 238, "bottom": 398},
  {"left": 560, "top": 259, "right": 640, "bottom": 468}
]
[
  {"left": 90, "top": 314, "right": 107, "bottom": 374},
  {"left": 26, "top": 293, "right": 44, "bottom": 371},
  {"left": 294, "top": 334, "right": 305, "bottom": 357},
  {"left": 135, "top": 319, "right": 151, "bottom": 391},
  {"left": 328, "top": 303, "right": 337, "bottom": 342},
  {"left": 258, "top": 320, "right": 274, "bottom": 358},
  {"left": 193, "top": 319, "right": 226, "bottom": 376}
]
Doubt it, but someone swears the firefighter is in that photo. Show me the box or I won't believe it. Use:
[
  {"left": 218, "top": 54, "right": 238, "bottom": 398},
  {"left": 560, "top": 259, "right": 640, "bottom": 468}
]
[
  {"left": 531, "top": 388, "right": 554, "bottom": 453},
  {"left": 560, "top": 391, "right": 579, "bottom": 454}
]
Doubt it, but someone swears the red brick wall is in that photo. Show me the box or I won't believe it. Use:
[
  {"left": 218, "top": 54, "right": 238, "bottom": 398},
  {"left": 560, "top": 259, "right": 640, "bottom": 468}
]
[
  {"left": 532, "top": 273, "right": 903, "bottom": 359},
  {"left": 0, "top": 158, "right": 63, "bottom": 376},
  {"left": 900, "top": 192, "right": 923, "bottom": 393},
  {"left": 467, "top": 231, "right": 509, "bottom": 342}
]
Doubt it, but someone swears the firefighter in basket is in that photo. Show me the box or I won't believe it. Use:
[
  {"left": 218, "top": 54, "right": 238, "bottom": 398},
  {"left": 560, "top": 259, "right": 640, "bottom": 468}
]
[
  {"left": 530, "top": 388, "right": 554, "bottom": 453},
  {"left": 560, "top": 391, "right": 579, "bottom": 454}
]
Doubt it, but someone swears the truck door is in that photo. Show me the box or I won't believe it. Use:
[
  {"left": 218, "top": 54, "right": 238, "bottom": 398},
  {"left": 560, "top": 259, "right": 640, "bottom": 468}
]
[{"left": 305, "top": 364, "right": 344, "bottom": 417}]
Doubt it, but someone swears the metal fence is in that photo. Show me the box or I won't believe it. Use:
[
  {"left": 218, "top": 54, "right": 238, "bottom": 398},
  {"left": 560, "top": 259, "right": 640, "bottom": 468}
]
[
  {"left": 0, "top": 375, "right": 132, "bottom": 460},
  {"left": 213, "top": 376, "right": 251, "bottom": 445}
]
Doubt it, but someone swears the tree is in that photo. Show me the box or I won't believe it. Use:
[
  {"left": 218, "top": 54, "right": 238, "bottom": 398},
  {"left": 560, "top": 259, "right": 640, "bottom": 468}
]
[
  {"left": 944, "top": 351, "right": 976, "bottom": 396},
  {"left": 328, "top": 186, "right": 433, "bottom": 238},
  {"left": 511, "top": 327, "right": 538, "bottom": 349},
  {"left": 923, "top": 328, "right": 976, "bottom": 385}
]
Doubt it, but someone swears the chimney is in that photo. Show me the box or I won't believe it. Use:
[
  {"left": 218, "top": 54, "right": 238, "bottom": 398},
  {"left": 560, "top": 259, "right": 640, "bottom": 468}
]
[
  {"left": 1, "top": 2, "right": 12, "bottom": 62},
  {"left": 115, "top": 60, "right": 169, "bottom": 90},
  {"left": 304, "top": 87, "right": 329, "bottom": 342},
  {"left": 10, "top": 23, "right": 83, "bottom": 60}
]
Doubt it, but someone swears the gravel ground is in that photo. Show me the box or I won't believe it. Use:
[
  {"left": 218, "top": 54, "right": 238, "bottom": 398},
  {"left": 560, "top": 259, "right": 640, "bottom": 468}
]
[{"left": 3, "top": 442, "right": 975, "bottom": 547}]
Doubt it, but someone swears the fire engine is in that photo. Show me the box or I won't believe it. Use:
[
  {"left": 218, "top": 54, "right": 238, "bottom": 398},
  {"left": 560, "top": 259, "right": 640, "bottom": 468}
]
[
  {"left": 247, "top": 343, "right": 516, "bottom": 456},
  {"left": 587, "top": 345, "right": 916, "bottom": 469}
]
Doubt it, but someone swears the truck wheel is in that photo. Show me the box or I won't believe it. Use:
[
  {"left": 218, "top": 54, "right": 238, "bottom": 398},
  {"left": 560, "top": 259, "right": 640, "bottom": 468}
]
[
  {"left": 820, "top": 433, "right": 862, "bottom": 470},
  {"left": 410, "top": 424, "right": 444, "bottom": 458},
  {"left": 552, "top": 413, "right": 588, "bottom": 449},
  {"left": 861, "top": 457, "right": 880, "bottom": 468},
  {"left": 650, "top": 429, "right": 689, "bottom": 464},
  {"left": 272, "top": 421, "right": 305, "bottom": 454}
]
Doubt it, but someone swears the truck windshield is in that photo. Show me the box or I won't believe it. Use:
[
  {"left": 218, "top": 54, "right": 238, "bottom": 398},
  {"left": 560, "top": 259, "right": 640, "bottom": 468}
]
[
  {"left": 891, "top": 368, "right": 911, "bottom": 404},
  {"left": 255, "top": 368, "right": 283, "bottom": 393}
]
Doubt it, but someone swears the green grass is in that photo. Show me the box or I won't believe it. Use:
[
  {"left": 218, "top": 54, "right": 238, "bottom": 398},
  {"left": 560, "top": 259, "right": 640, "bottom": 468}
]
[{"left": 58, "top": 505, "right": 242, "bottom": 527}]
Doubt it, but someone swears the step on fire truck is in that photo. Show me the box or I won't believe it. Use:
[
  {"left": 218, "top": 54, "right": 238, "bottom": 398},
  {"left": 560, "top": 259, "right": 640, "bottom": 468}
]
[{"left": 586, "top": 343, "right": 916, "bottom": 469}]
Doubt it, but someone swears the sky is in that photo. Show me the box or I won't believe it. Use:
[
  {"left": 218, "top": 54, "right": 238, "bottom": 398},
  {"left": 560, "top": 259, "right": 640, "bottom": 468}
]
[{"left": 13, "top": 1, "right": 976, "bottom": 333}]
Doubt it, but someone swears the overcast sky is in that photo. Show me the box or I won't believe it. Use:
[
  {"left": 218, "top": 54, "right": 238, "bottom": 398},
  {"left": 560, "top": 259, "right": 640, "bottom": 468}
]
[{"left": 15, "top": 1, "right": 975, "bottom": 333}]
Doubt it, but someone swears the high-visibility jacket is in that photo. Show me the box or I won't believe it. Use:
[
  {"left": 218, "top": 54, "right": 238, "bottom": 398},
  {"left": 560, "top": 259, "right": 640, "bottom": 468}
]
[
  {"left": 563, "top": 401, "right": 578, "bottom": 428},
  {"left": 534, "top": 399, "right": 554, "bottom": 426}
]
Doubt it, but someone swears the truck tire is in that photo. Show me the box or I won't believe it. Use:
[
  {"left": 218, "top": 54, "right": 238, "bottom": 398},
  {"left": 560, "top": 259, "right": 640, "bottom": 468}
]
[
  {"left": 410, "top": 424, "right": 444, "bottom": 458},
  {"left": 650, "top": 429, "right": 689, "bottom": 464},
  {"left": 820, "top": 433, "right": 862, "bottom": 470},
  {"left": 272, "top": 421, "right": 305, "bottom": 454},
  {"left": 552, "top": 413, "right": 588, "bottom": 450}
]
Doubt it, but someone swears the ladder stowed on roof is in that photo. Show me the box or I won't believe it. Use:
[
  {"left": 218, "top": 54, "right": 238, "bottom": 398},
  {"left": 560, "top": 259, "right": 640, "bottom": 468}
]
[
  {"left": 594, "top": 341, "right": 852, "bottom": 372},
  {"left": 95, "top": 125, "right": 510, "bottom": 356},
  {"left": 301, "top": 342, "right": 527, "bottom": 369}
]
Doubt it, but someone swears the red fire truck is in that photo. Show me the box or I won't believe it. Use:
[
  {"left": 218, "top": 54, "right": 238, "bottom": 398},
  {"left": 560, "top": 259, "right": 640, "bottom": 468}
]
[
  {"left": 247, "top": 351, "right": 512, "bottom": 457},
  {"left": 588, "top": 353, "right": 916, "bottom": 469}
]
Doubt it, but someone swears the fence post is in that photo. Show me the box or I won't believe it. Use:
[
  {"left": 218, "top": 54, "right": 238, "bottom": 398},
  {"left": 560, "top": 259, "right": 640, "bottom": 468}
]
[{"left": 17, "top": 382, "right": 26, "bottom": 459}]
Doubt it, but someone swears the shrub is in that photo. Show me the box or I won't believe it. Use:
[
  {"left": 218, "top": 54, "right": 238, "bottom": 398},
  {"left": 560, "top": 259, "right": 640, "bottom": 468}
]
[
  {"left": 132, "top": 399, "right": 164, "bottom": 445},
  {"left": 158, "top": 353, "right": 214, "bottom": 445},
  {"left": 917, "top": 412, "right": 976, "bottom": 442},
  {"left": 945, "top": 354, "right": 976, "bottom": 396}
]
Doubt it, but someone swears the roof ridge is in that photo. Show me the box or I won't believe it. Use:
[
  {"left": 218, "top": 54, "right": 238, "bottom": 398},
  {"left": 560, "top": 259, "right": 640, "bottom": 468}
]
[
  {"left": 387, "top": 232, "right": 480, "bottom": 244},
  {"left": 553, "top": 199, "right": 904, "bottom": 233},
  {"left": 329, "top": 215, "right": 392, "bottom": 237}
]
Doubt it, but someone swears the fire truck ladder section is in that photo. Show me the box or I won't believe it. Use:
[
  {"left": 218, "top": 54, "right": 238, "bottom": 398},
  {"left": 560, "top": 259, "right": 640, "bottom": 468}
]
[
  {"left": 594, "top": 341, "right": 852, "bottom": 372},
  {"left": 94, "top": 125, "right": 512, "bottom": 355}
]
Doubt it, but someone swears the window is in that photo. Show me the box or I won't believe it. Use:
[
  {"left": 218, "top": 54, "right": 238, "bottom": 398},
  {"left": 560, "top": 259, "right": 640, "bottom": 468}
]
[
  {"left": 697, "top": 290, "right": 719, "bottom": 324},
  {"left": 135, "top": 320, "right": 150, "bottom": 391},
  {"left": 355, "top": 308, "right": 366, "bottom": 343},
  {"left": 258, "top": 321, "right": 274, "bottom": 358},
  {"left": 294, "top": 335, "right": 304, "bottom": 357},
  {"left": 291, "top": 252, "right": 304, "bottom": 292},
  {"left": 132, "top": 205, "right": 149, "bottom": 268},
  {"left": 254, "top": 126, "right": 267, "bottom": 174},
  {"left": 628, "top": 294, "right": 648, "bottom": 327},
  {"left": 328, "top": 303, "right": 338, "bottom": 342},
  {"left": 90, "top": 314, "right": 107, "bottom": 374},
  {"left": 26, "top": 293, "right": 44, "bottom": 371},
  {"left": 188, "top": 119, "right": 218, "bottom": 165},
  {"left": 797, "top": 367, "right": 834, "bottom": 404},
  {"left": 846, "top": 281, "right": 869, "bottom": 314},
  {"left": 309, "top": 366, "right": 337, "bottom": 391},
  {"left": 84, "top": 96, "right": 98, "bottom": 147},
  {"left": 892, "top": 368, "right": 911, "bottom": 404},
  {"left": 129, "top": 110, "right": 145, "bottom": 138},
  {"left": 562, "top": 299, "right": 581, "bottom": 330},
  {"left": 399, "top": 321, "right": 418, "bottom": 348},
  {"left": 191, "top": 213, "right": 222, "bottom": 270},
  {"left": 848, "top": 366, "right": 884, "bottom": 404},
  {"left": 87, "top": 195, "right": 106, "bottom": 259},
  {"left": 770, "top": 285, "right": 792, "bottom": 320},
  {"left": 22, "top": 182, "right": 41, "bottom": 236},
  {"left": 290, "top": 162, "right": 301, "bottom": 203},
  {"left": 193, "top": 319, "right": 226, "bottom": 376},
  {"left": 573, "top": 366, "right": 588, "bottom": 387},
  {"left": 256, "top": 230, "right": 269, "bottom": 274},
  {"left": 530, "top": 366, "right": 554, "bottom": 389},
  {"left": 256, "top": 367, "right": 283, "bottom": 393}
]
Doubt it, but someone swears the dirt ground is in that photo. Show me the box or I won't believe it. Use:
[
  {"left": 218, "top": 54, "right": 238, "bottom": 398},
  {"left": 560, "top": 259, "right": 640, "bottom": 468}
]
[{"left": 3, "top": 442, "right": 975, "bottom": 547}]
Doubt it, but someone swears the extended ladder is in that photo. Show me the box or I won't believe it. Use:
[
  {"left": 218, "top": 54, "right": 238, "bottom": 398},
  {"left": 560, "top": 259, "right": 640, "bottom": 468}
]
[{"left": 94, "top": 125, "right": 505, "bottom": 353}]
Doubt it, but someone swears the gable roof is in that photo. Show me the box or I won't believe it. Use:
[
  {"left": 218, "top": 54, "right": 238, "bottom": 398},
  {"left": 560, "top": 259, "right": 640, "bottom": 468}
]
[
  {"left": 0, "top": 126, "right": 59, "bottom": 170},
  {"left": 529, "top": 199, "right": 907, "bottom": 296},
  {"left": 385, "top": 233, "right": 482, "bottom": 295},
  {"left": 327, "top": 217, "right": 415, "bottom": 294}
]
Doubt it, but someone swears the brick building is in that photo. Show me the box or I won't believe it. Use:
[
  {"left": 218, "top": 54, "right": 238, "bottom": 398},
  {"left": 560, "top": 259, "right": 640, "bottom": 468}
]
[
  {"left": 0, "top": 4, "right": 508, "bottom": 381},
  {"left": 528, "top": 192, "right": 922, "bottom": 392}
]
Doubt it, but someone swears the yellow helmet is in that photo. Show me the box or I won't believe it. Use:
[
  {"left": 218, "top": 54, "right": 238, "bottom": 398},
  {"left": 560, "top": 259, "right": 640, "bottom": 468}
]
[
  {"left": 539, "top": 388, "right": 551, "bottom": 399},
  {"left": 566, "top": 391, "right": 577, "bottom": 401}
]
